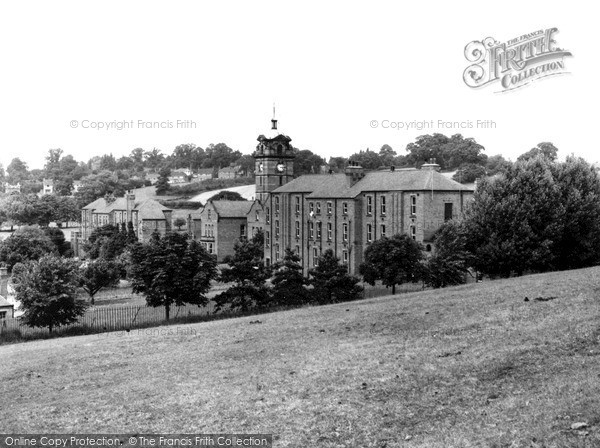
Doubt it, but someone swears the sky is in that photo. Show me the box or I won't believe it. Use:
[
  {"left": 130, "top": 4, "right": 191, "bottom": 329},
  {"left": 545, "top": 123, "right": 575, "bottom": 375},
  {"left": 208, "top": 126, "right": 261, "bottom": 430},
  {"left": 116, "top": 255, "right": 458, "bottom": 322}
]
[{"left": 0, "top": 1, "right": 597, "bottom": 170}]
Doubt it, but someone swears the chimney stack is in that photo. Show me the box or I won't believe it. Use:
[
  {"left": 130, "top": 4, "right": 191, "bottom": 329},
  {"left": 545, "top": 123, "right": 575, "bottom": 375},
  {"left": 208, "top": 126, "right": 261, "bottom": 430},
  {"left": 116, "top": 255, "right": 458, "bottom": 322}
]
[
  {"left": 345, "top": 161, "right": 365, "bottom": 184},
  {"left": 421, "top": 158, "right": 441, "bottom": 172},
  {"left": 126, "top": 190, "right": 136, "bottom": 222}
]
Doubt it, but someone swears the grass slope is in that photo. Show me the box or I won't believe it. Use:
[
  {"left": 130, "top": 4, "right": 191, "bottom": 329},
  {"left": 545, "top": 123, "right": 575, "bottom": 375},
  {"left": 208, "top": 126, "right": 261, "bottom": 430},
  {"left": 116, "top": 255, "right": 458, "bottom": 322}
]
[{"left": 1, "top": 268, "right": 600, "bottom": 447}]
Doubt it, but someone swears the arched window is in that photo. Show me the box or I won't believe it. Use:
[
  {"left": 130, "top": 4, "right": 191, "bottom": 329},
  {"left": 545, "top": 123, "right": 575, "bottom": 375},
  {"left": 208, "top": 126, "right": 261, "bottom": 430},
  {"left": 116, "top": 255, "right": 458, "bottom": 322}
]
[{"left": 277, "top": 144, "right": 283, "bottom": 155}]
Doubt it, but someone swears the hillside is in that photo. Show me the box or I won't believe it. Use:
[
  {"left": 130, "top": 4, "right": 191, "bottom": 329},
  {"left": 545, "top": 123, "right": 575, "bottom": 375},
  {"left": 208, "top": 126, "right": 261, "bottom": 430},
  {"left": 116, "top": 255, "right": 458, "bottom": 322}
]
[{"left": 1, "top": 268, "right": 599, "bottom": 446}]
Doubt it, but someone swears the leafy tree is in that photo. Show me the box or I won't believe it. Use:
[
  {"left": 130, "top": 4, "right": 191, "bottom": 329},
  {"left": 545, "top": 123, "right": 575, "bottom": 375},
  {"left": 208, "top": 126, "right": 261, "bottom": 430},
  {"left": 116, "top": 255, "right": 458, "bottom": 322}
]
[
  {"left": 452, "top": 163, "right": 487, "bottom": 184},
  {"left": 43, "top": 227, "right": 71, "bottom": 256},
  {"left": 173, "top": 217, "right": 187, "bottom": 230},
  {"left": 405, "top": 133, "right": 486, "bottom": 170},
  {"left": 463, "top": 156, "right": 563, "bottom": 277},
  {"left": 359, "top": 234, "right": 423, "bottom": 294},
  {"left": 6, "top": 158, "right": 29, "bottom": 184},
  {"left": 485, "top": 154, "right": 512, "bottom": 175},
  {"left": 126, "top": 221, "right": 138, "bottom": 245},
  {"left": 144, "top": 147, "right": 165, "bottom": 170},
  {"left": 422, "top": 221, "right": 471, "bottom": 288},
  {"left": 78, "top": 259, "right": 121, "bottom": 304},
  {"left": 309, "top": 249, "right": 363, "bottom": 304},
  {"left": 12, "top": 255, "right": 87, "bottom": 333},
  {"left": 208, "top": 190, "right": 246, "bottom": 202},
  {"left": 327, "top": 156, "right": 348, "bottom": 173},
  {"left": 83, "top": 224, "right": 128, "bottom": 260},
  {"left": 214, "top": 231, "right": 271, "bottom": 312},
  {"left": 349, "top": 148, "right": 382, "bottom": 170},
  {"left": 294, "top": 149, "right": 326, "bottom": 176},
  {"left": 129, "top": 232, "right": 218, "bottom": 320},
  {"left": 155, "top": 166, "right": 171, "bottom": 195},
  {"left": 517, "top": 142, "right": 558, "bottom": 163},
  {"left": 271, "top": 249, "right": 309, "bottom": 306},
  {"left": 203, "top": 143, "right": 242, "bottom": 169},
  {"left": 0, "top": 226, "right": 57, "bottom": 272},
  {"left": 234, "top": 154, "right": 255, "bottom": 177}
]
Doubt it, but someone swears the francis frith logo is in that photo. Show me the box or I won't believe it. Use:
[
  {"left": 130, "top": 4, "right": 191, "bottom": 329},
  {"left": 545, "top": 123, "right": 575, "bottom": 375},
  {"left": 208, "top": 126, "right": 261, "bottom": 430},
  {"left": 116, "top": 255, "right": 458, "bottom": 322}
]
[{"left": 463, "top": 27, "right": 572, "bottom": 92}]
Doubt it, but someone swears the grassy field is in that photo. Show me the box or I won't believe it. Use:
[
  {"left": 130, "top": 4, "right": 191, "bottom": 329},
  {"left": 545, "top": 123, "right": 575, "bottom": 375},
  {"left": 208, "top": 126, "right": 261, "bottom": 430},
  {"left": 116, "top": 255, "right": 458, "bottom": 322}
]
[{"left": 1, "top": 268, "right": 599, "bottom": 447}]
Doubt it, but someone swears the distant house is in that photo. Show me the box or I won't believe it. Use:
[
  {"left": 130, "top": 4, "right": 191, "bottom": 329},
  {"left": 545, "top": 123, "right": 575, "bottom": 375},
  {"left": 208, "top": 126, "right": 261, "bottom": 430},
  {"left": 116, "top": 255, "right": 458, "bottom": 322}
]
[
  {"left": 218, "top": 165, "right": 242, "bottom": 179},
  {"left": 42, "top": 178, "right": 54, "bottom": 195},
  {"left": 75, "top": 193, "right": 173, "bottom": 257},
  {"left": 4, "top": 182, "right": 21, "bottom": 194},
  {"left": 146, "top": 173, "right": 160, "bottom": 185},
  {"left": 168, "top": 171, "right": 188, "bottom": 184},
  {"left": 193, "top": 168, "right": 214, "bottom": 182},
  {"left": 72, "top": 180, "right": 84, "bottom": 194},
  {"left": 0, "top": 267, "right": 14, "bottom": 320},
  {"left": 189, "top": 200, "right": 253, "bottom": 261}
]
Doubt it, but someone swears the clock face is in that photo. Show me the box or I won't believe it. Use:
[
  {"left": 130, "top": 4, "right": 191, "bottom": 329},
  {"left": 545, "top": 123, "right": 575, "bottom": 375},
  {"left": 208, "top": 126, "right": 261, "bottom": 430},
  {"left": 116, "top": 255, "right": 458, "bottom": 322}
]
[{"left": 276, "top": 163, "right": 285, "bottom": 173}]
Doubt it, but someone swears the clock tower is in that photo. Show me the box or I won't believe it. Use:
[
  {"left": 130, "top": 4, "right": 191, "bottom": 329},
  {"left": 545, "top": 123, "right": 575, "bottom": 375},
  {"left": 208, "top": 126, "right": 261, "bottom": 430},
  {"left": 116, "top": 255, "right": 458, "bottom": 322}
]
[{"left": 254, "top": 112, "right": 294, "bottom": 203}]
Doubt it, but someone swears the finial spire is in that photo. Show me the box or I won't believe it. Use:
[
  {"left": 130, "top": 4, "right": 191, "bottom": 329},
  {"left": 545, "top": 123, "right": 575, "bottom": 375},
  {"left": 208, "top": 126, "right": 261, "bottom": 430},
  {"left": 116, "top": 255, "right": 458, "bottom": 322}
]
[{"left": 271, "top": 102, "right": 278, "bottom": 131}]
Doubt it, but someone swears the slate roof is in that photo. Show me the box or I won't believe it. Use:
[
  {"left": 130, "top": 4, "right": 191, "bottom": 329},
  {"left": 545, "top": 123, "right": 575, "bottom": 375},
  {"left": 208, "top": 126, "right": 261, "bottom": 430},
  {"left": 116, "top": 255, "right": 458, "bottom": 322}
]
[
  {"left": 82, "top": 197, "right": 107, "bottom": 210},
  {"left": 274, "top": 170, "right": 473, "bottom": 197},
  {"left": 211, "top": 200, "right": 253, "bottom": 218},
  {"left": 82, "top": 198, "right": 171, "bottom": 220}
]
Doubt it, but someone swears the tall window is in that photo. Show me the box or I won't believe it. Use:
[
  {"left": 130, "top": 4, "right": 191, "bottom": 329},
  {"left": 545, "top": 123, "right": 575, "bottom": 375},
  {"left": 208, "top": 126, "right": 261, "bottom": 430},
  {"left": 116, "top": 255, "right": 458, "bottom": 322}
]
[
  {"left": 327, "top": 201, "right": 332, "bottom": 215},
  {"left": 313, "top": 247, "right": 318, "bottom": 266},
  {"left": 343, "top": 223, "right": 348, "bottom": 241},
  {"left": 342, "top": 250, "right": 348, "bottom": 264},
  {"left": 367, "top": 196, "right": 373, "bottom": 215},
  {"left": 410, "top": 225, "right": 416, "bottom": 240},
  {"left": 266, "top": 208, "right": 270, "bottom": 224},
  {"left": 275, "top": 220, "right": 280, "bottom": 238},
  {"left": 309, "top": 202, "right": 314, "bottom": 214},
  {"left": 274, "top": 196, "right": 280, "bottom": 213},
  {"left": 295, "top": 220, "right": 300, "bottom": 238},
  {"left": 381, "top": 224, "right": 386, "bottom": 238},
  {"left": 410, "top": 195, "right": 417, "bottom": 215},
  {"left": 342, "top": 202, "right": 348, "bottom": 215},
  {"left": 240, "top": 224, "right": 246, "bottom": 238},
  {"left": 295, "top": 196, "right": 300, "bottom": 214},
  {"left": 208, "top": 209, "right": 211, "bottom": 220},
  {"left": 444, "top": 203, "right": 453, "bottom": 221},
  {"left": 309, "top": 221, "right": 314, "bottom": 239},
  {"left": 266, "top": 231, "right": 270, "bottom": 247},
  {"left": 316, "top": 202, "right": 321, "bottom": 215},
  {"left": 381, "top": 196, "right": 386, "bottom": 215},
  {"left": 316, "top": 221, "right": 322, "bottom": 239},
  {"left": 255, "top": 210, "right": 259, "bottom": 221},
  {"left": 367, "top": 224, "right": 372, "bottom": 242},
  {"left": 275, "top": 244, "right": 280, "bottom": 261},
  {"left": 327, "top": 222, "right": 332, "bottom": 240},
  {"left": 295, "top": 245, "right": 300, "bottom": 254}
]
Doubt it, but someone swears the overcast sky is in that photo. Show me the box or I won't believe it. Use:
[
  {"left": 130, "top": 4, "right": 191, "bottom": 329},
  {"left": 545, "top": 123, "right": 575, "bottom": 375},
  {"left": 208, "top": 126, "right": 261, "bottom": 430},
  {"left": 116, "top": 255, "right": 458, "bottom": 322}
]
[{"left": 0, "top": 1, "right": 596, "bottom": 170}]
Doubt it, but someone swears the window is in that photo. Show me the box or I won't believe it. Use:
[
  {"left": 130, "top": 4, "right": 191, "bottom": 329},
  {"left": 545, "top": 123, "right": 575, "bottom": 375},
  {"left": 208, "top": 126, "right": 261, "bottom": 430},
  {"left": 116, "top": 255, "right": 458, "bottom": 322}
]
[
  {"left": 295, "top": 245, "right": 300, "bottom": 254},
  {"left": 275, "top": 220, "right": 280, "bottom": 238},
  {"left": 342, "top": 250, "right": 348, "bottom": 264},
  {"left": 309, "top": 221, "right": 314, "bottom": 239},
  {"left": 266, "top": 231, "right": 270, "bottom": 247},
  {"left": 367, "top": 224, "right": 372, "bottom": 242},
  {"left": 343, "top": 223, "right": 348, "bottom": 241},
  {"left": 316, "top": 202, "right": 321, "bottom": 214},
  {"left": 444, "top": 203, "right": 453, "bottom": 221},
  {"left": 327, "top": 201, "right": 332, "bottom": 215},
  {"left": 240, "top": 224, "right": 246, "bottom": 238},
  {"left": 275, "top": 244, "right": 280, "bottom": 261},
  {"left": 266, "top": 208, "right": 270, "bottom": 224},
  {"left": 274, "top": 196, "right": 280, "bottom": 213},
  {"left": 342, "top": 202, "right": 348, "bottom": 215},
  {"left": 316, "top": 221, "right": 322, "bottom": 239},
  {"left": 313, "top": 248, "right": 318, "bottom": 266},
  {"left": 255, "top": 210, "right": 259, "bottom": 221},
  {"left": 367, "top": 196, "right": 373, "bottom": 215},
  {"left": 295, "top": 196, "right": 300, "bottom": 213},
  {"left": 207, "top": 243, "right": 214, "bottom": 254},
  {"left": 381, "top": 196, "right": 386, "bottom": 215},
  {"left": 410, "top": 225, "right": 416, "bottom": 240},
  {"left": 410, "top": 195, "right": 417, "bottom": 215},
  {"left": 327, "top": 222, "right": 332, "bottom": 240},
  {"left": 279, "top": 176, "right": 283, "bottom": 186},
  {"left": 381, "top": 224, "right": 386, "bottom": 238},
  {"left": 309, "top": 202, "right": 314, "bottom": 214},
  {"left": 208, "top": 209, "right": 212, "bottom": 220},
  {"left": 295, "top": 220, "right": 300, "bottom": 238}
]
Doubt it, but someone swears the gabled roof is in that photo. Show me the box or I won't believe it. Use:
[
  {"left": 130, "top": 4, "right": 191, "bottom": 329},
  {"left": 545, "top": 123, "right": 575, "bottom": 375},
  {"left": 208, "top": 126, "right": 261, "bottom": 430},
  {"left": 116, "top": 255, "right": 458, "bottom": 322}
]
[
  {"left": 211, "top": 200, "right": 253, "bottom": 218},
  {"left": 218, "top": 165, "right": 241, "bottom": 173},
  {"left": 82, "top": 197, "right": 107, "bottom": 210},
  {"left": 137, "top": 199, "right": 172, "bottom": 220}
]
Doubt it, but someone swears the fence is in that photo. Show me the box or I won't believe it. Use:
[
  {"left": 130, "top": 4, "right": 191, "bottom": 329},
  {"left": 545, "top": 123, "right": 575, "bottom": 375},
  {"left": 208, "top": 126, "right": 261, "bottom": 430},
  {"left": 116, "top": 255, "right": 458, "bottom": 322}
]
[{"left": 0, "top": 301, "right": 216, "bottom": 339}]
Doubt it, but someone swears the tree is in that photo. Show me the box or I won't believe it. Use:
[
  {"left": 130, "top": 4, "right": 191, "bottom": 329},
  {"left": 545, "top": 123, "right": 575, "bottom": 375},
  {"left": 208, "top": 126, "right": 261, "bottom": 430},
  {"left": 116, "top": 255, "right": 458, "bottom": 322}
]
[
  {"left": 12, "top": 255, "right": 87, "bottom": 333},
  {"left": 405, "top": 134, "right": 486, "bottom": 170},
  {"left": 155, "top": 166, "right": 171, "bottom": 195},
  {"left": 463, "top": 156, "right": 564, "bottom": 277},
  {"left": 43, "top": 227, "right": 71, "bottom": 256},
  {"left": 0, "top": 226, "right": 57, "bottom": 272},
  {"left": 83, "top": 224, "right": 128, "bottom": 260},
  {"left": 6, "top": 158, "right": 29, "bottom": 184},
  {"left": 422, "top": 221, "right": 471, "bottom": 288},
  {"left": 203, "top": 143, "right": 242, "bottom": 169},
  {"left": 144, "top": 148, "right": 165, "bottom": 170},
  {"left": 271, "top": 249, "right": 309, "bottom": 306},
  {"left": 485, "top": 154, "right": 512, "bottom": 175},
  {"left": 173, "top": 217, "right": 187, "bottom": 230},
  {"left": 78, "top": 259, "right": 121, "bottom": 305},
  {"left": 452, "top": 163, "right": 487, "bottom": 184},
  {"left": 294, "top": 149, "right": 326, "bottom": 176},
  {"left": 214, "top": 231, "right": 271, "bottom": 312},
  {"left": 517, "top": 142, "right": 558, "bottom": 163},
  {"left": 309, "top": 249, "right": 363, "bottom": 304},
  {"left": 208, "top": 191, "right": 246, "bottom": 202},
  {"left": 349, "top": 148, "right": 382, "bottom": 170},
  {"left": 359, "top": 234, "right": 423, "bottom": 294},
  {"left": 129, "top": 232, "right": 218, "bottom": 320}
]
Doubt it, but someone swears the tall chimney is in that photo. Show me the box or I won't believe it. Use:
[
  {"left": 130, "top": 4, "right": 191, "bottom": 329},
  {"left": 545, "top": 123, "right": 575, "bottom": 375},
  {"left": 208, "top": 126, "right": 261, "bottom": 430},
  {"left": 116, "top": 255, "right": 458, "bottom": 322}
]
[
  {"left": 126, "top": 190, "right": 136, "bottom": 222},
  {"left": 345, "top": 161, "right": 365, "bottom": 184}
]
